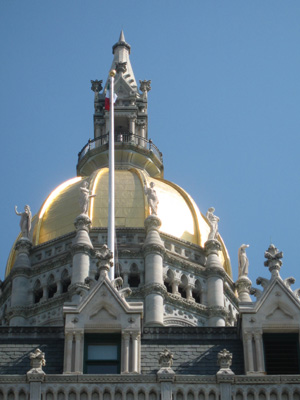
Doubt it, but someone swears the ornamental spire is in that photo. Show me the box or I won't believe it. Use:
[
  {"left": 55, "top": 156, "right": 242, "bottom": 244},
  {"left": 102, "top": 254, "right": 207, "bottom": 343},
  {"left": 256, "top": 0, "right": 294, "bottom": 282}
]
[{"left": 109, "top": 31, "right": 138, "bottom": 91}]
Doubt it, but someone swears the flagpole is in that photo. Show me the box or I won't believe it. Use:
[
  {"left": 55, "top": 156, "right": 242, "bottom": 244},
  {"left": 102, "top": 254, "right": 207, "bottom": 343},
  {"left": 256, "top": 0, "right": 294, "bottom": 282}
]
[{"left": 108, "top": 69, "right": 116, "bottom": 280}]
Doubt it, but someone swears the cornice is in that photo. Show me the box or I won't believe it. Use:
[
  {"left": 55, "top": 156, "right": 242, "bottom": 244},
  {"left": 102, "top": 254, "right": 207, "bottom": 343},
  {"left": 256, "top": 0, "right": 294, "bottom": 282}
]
[{"left": 164, "top": 252, "right": 205, "bottom": 274}]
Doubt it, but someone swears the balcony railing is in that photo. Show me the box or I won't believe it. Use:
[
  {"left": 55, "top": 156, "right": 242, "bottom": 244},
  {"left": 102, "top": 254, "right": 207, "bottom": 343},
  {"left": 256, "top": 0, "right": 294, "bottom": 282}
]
[{"left": 78, "top": 132, "right": 163, "bottom": 163}]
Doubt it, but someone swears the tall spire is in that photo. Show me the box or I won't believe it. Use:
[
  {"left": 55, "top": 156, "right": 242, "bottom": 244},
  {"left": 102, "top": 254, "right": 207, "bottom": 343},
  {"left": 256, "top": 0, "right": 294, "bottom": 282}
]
[{"left": 110, "top": 31, "right": 137, "bottom": 90}]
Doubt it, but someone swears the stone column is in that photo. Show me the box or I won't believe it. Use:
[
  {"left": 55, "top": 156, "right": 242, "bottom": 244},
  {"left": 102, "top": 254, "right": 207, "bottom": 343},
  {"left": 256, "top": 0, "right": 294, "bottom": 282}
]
[
  {"left": 10, "top": 238, "right": 32, "bottom": 325},
  {"left": 122, "top": 332, "right": 130, "bottom": 373},
  {"left": 171, "top": 279, "right": 180, "bottom": 296},
  {"left": 245, "top": 332, "right": 254, "bottom": 374},
  {"left": 71, "top": 214, "right": 93, "bottom": 286},
  {"left": 186, "top": 285, "right": 194, "bottom": 301},
  {"left": 143, "top": 216, "right": 165, "bottom": 326},
  {"left": 254, "top": 331, "right": 265, "bottom": 374},
  {"left": 42, "top": 286, "right": 48, "bottom": 302},
  {"left": 56, "top": 280, "right": 63, "bottom": 295},
  {"left": 131, "top": 332, "right": 140, "bottom": 373},
  {"left": 129, "top": 117, "right": 136, "bottom": 135},
  {"left": 236, "top": 276, "right": 252, "bottom": 302},
  {"left": 74, "top": 330, "right": 84, "bottom": 374},
  {"left": 205, "top": 240, "right": 226, "bottom": 326},
  {"left": 64, "top": 331, "right": 74, "bottom": 373}
]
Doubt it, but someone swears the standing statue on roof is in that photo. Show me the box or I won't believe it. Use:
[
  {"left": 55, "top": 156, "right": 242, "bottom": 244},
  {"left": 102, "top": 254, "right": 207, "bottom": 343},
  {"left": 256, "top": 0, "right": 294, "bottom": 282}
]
[
  {"left": 238, "top": 244, "right": 250, "bottom": 278},
  {"left": 15, "top": 205, "right": 32, "bottom": 238},
  {"left": 206, "top": 207, "right": 219, "bottom": 240},
  {"left": 144, "top": 182, "right": 159, "bottom": 216},
  {"left": 79, "top": 181, "right": 96, "bottom": 215}
]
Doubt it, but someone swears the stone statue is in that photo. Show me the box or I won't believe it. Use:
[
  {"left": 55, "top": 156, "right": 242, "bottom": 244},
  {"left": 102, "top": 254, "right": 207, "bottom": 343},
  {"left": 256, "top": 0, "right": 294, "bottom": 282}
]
[
  {"left": 15, "top": 205, "right": 32, "bottom": 238},
  {"left": 206, "top": 207, "right": 219, "bottom": 240},
  {"left": 144, "top": 182, "right": 159, "bottom": 216},
  {"left": 79, "top": 182, "right": 96, "bottom": 215},
  {"left": 159, "top": 348, "right": 173, "bottom": 368},
  {"left": 238, "top": 244, "right": 250, "bottom": 278}
]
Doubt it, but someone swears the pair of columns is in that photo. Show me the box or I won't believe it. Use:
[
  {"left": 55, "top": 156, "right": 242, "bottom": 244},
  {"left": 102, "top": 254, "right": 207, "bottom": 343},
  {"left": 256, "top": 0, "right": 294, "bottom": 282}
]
[
  {"left": 64, "top": 330, "right": 84, "bottom": 374},
  {"left": 122, "top": 331, "right": 140, "bottom": 373},
  {"left": 244, "top": 331, "right": 265, "bottom": 374}
]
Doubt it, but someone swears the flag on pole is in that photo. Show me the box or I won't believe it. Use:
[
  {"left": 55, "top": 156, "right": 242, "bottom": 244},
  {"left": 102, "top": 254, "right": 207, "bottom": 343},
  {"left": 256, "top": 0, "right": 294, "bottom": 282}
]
[{"left": 105, "top": 83, "right": 117, "bottom": 111}]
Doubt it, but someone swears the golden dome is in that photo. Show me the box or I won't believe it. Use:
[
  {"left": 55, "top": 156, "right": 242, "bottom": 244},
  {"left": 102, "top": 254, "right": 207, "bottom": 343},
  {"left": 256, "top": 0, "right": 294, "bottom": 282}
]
[{"left": 6, "top": 168, "right": 231, "bottom": 277}]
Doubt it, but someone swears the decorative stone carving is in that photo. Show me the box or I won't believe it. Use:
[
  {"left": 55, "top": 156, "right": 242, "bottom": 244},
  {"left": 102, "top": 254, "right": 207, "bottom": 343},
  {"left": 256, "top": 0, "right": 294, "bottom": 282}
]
[
  {"left": 206, "top": 207, "right": 219, "bottom": 240},
  {"left": 115, "top": 61, "right": 127, "bottom": 74},
  {"left": 15, "top": 205, "right": 32, "bottom": 238},
  {"left": 238, "top": 244, "right": 250, "bottom": 278},
  {"left": 250, "top": 287, "right": 263, "bottom": 300},
  {"left": 79, "top": 181, "right": 96, "bottom": 215},
  {"left": 256, "top": 277, "right": 270, "bottom": 289},
  {"left": 144, "top": 182, "right": 159, "bottom": 216},
  {"left": 236, "top": 275, "right": 252, "bottom": 302},
  {"left": 264, "top": 244, "right": 283, "bottom": 277},
  {"left": 217, "top": 349, "right": 234, "bottom": 375},
  {"left": 91, "top": 80, "right": 103, "bottom": 101},
  {"left": 159, "top": 348, "right": 173, "bottom": 368},
  {"left": 28, "top": 348, "right": 46, "bottom": 375},
  {"left": 139, "top": 80, "right": 151, "bottom": 95},
  {"left": 95, "top": 244, "right": 113, "bottom": 278},
  {"left": 283, "top": 277, "right": 295, "bottom": 289}
]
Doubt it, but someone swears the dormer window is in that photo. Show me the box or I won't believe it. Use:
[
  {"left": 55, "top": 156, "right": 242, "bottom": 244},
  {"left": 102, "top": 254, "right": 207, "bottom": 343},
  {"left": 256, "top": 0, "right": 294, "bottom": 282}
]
[{"left": 84, "top": 334, "right": 121, "bottom": 374}]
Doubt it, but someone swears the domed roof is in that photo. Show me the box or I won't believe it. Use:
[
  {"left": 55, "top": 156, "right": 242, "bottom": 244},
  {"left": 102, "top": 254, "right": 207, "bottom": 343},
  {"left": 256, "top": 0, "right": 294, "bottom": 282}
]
[{"left": 6, "top": 167, "right": 231, "bottom": 277}]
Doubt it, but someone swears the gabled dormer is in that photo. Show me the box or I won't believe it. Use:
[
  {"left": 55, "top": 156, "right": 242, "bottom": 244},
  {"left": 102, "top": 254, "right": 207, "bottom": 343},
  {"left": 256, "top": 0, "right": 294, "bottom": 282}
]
[{"left": 239, "top": 244, "right": 300, "bottom": 375}]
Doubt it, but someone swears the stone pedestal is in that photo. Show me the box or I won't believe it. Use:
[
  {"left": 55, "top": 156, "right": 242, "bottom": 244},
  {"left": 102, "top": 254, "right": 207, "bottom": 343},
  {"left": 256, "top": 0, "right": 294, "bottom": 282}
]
[
  {"left": 71, "top": 214, "right": 93, "bottom": 285},
  {"left": 143, "top": 216, "right": 165, "bottom": 326},
  {"left": 205, "top": 240, "right": 226, "bottom": 326},
  {"left": 10, "top": 238, "right": 32, "bottom": 324},
  {"left": 236, "top": 276, "right": 252, "bottom": 302}
]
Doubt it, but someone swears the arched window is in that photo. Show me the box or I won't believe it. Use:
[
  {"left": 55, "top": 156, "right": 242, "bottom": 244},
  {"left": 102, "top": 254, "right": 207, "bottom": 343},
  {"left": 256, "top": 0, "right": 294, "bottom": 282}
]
[
  {"left": 128, "top": 263, "right": 140, "bottom": 288},
  {"left": 61, "top": 270, "right": 71, "bottom": 293},
  {"left": 178, "top": 275, "right": 188, "bottom": 299},
  {"left": 164, "top": 269, "right": 173, "bottom": 293},
  {"left": 33, "top": 280, "right": 43, "bottom": 303},
  {"left": 47, "top": 274, "right": 57, "bottom": 299},
  {"left": 192, "top": 280, "right": 201, "bottom": 304}
]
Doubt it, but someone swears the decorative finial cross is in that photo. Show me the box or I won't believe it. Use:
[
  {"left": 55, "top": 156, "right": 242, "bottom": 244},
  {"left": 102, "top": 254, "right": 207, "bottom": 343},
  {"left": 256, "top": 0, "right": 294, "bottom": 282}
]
[{"left": 264, "top": 244, "right": 283, "bottom": 277}]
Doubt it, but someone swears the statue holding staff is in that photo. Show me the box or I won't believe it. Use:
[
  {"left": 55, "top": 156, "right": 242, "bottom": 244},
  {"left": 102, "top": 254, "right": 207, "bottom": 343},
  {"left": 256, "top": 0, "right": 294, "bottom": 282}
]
[
  {"left": 144, "top": 182, "right": 159, "bottom": 216},
  {"left": 206, "top": 207, "right": 219, "bottom": 240},
  {"left": 238, "top": 244, "right": 250, "bottom": 278},
  {"left": 79, "top": 182, "right": 96, "bottom": 215},
  {"left": 15, "top": 205, "right": 32, "bottom": 238}
]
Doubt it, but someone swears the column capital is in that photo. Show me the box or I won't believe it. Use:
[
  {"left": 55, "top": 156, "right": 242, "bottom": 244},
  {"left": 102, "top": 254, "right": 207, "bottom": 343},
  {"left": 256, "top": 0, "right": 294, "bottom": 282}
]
[{"left": 204, "top": 239, "right": 222, "bottom": 255}]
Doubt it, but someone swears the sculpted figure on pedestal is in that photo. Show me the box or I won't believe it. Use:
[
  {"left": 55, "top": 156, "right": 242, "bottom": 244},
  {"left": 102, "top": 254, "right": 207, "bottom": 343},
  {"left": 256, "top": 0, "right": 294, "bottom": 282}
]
[
  {"left": 238, "top": 244, "right": 250, "bottom": 278},
  {"left": 79, "top": 181, "right": 96, "bottom": 215},
  {"left": 206, "top": 207, "right": 219, "bottom": 240},
  {"left": 15, "top": 205, "right": 32, "bottom": 238},
  {"left": 144, "top": 182, "right": 159, "bottom": 216}
]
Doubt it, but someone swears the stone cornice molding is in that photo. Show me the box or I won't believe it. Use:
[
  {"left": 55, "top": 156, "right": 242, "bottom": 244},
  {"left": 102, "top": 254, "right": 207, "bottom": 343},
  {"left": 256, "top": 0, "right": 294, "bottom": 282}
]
[
  {"left": 74, "top": 214, "right": 91, "bottom": 232},
  {"left": 31, "top": 253, "right": 71, "bottom": 271},
  {"left": 166, "top": 293, "right": 208, "bottom": 315},
  {"left": 143, "top": 244, "right": 165, "bottom": 257},
  {"left": 15, "top": 238, "right": 32, "bottom": 253},
  {"left": 207, "top": 306, "right": 228, "bottom": 318},
  {"left": 205, "top": 266, "right": 226, "bottom": 279},
  {"left": 0, "top": 326, "right": 64, "bottom": 336},
  {"left": 142, "top": 283, "right": 167, "bottom": 297},
  {"left": 71, "top": 244, "right": 92, "bottom": 256},
  {"left": 204, "top": 239, "right": 222, "bottom": 255},
  {"left": 164, "top": 253, "right": 206, "bottom": 274}
]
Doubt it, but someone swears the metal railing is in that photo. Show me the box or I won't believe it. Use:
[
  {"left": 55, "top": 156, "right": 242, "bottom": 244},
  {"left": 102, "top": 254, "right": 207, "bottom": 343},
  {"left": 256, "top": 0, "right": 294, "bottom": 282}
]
[{"left": 78, "top": 132, "right": 163, "bottom": 163}]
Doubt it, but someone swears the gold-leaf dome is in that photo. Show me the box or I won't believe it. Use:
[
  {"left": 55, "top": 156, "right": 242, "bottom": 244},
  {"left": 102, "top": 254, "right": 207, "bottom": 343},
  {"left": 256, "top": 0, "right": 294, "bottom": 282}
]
[{"left": 6, "top": 167, "right": 231, "bottom": 277}]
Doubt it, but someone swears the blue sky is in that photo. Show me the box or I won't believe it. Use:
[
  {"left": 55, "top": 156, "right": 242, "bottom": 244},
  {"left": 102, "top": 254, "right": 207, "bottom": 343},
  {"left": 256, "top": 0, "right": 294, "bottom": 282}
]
[{"left": 1, "top": 1, "right": 300, "bottom": 291}]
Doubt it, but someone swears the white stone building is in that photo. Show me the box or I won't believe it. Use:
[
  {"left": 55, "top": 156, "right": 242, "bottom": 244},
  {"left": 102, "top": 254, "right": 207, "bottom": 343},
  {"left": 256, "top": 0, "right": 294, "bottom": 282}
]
[{"left": 0, "top": 32, "right": 300, "bottom": 400}]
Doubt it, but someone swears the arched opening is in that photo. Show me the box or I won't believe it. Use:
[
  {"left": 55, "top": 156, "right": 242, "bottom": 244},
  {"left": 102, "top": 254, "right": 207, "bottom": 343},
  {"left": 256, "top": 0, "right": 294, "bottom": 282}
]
[
  {"left": 192, "top": 280, "right": 201, "bottom": 304},
  {"left": 47, "top": 274, "right": 57, "bottom": 299},
  {"left": 33, "top": 280, "right": 43, "bottom": 303},
  {"left": 178, "top": 275, "right": 188, "bottom": 299},
  {"left": 128, "top": 263, "right": 140, "bottom": 288},
  {"left": 61, "top": 270, "right": 71, "bottom": 293}
]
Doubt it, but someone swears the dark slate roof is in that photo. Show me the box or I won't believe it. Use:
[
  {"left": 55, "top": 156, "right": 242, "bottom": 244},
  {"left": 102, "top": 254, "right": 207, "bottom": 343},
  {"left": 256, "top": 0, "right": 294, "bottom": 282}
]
[
  {"left": 141, "top": 327, "right": 244, "bottom": 375},
  {"left": 0, "top": 327, "right": 64, "bottom": 375}
]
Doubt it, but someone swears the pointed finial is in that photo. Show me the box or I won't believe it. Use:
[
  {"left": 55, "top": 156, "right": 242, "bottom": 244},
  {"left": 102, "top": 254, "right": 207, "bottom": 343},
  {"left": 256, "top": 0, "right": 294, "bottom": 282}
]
[
  {"left": 113, "top": 31, "right": 131, "bottom": 54},
  {"left": 119, "top": 30, "right": 125, "bottom": 42}
]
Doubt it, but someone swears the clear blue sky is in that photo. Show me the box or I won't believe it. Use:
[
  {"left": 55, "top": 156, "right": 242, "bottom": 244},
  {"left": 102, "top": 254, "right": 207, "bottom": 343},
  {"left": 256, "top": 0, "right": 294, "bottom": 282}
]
[{"left": 1, "top": 1, "right": 300, "bottom": 291}]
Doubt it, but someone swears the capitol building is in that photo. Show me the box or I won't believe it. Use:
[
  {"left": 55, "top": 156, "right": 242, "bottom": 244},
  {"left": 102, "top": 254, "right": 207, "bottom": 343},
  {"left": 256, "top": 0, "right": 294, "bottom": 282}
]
[{"left": 0, "top": 32, "right": 300, "bottom": 400}]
